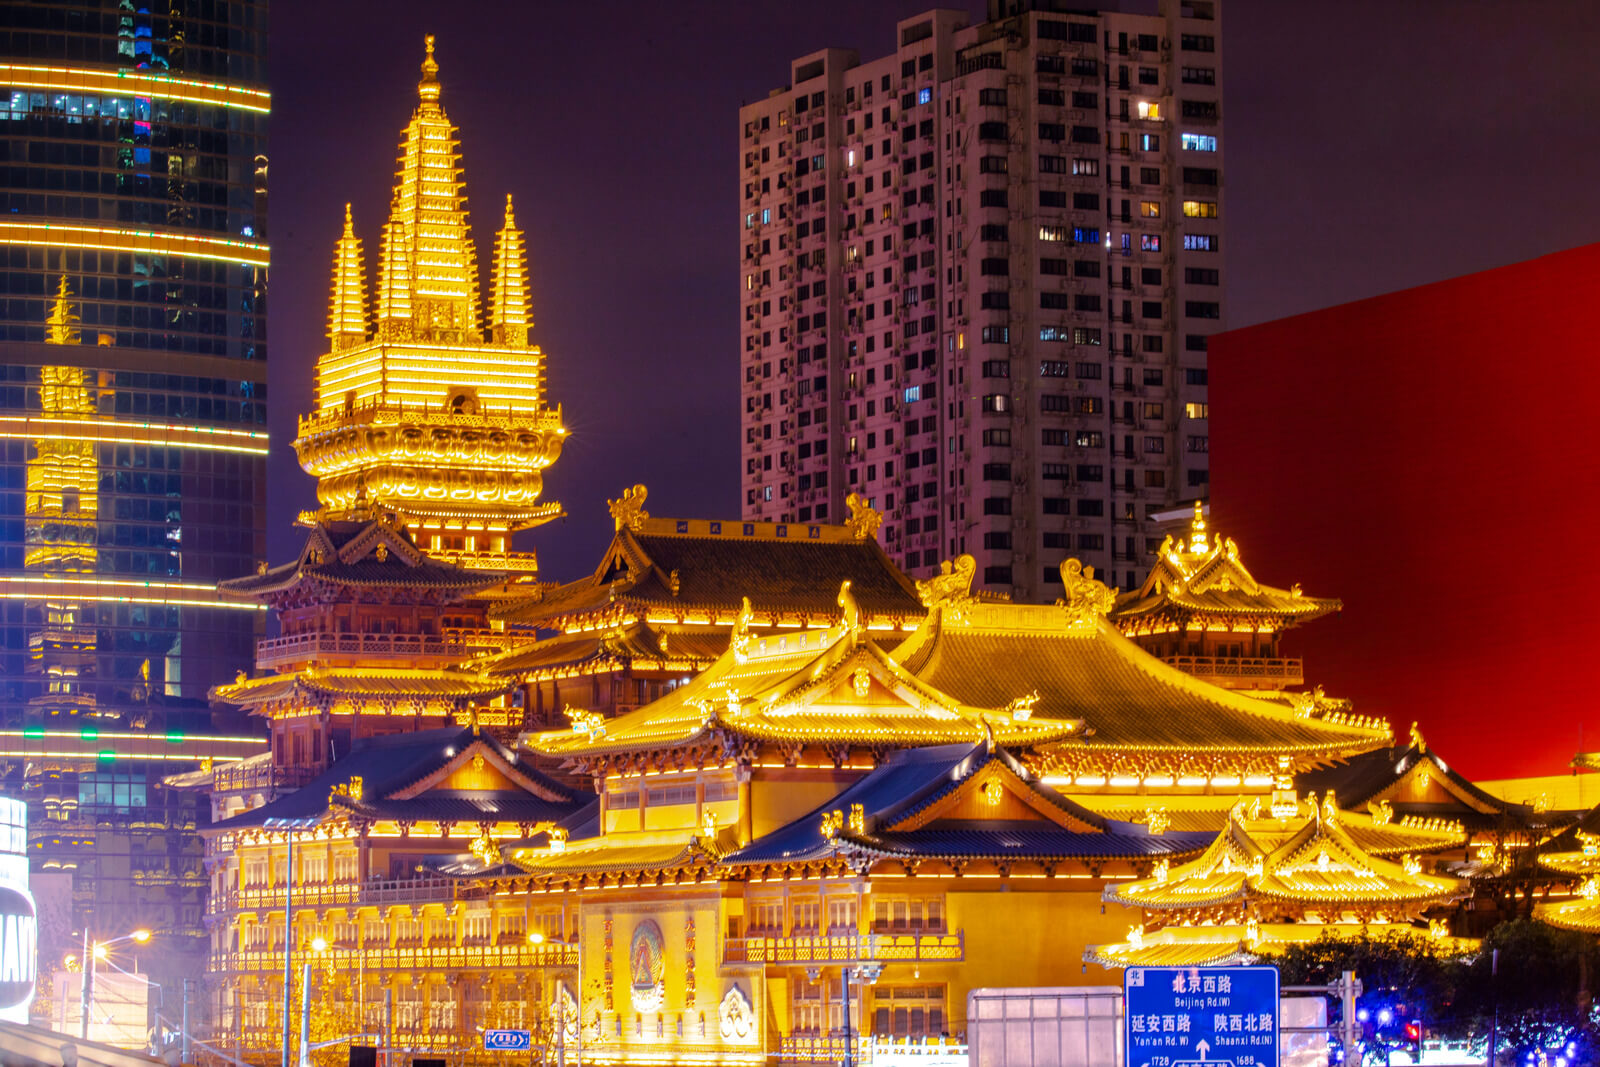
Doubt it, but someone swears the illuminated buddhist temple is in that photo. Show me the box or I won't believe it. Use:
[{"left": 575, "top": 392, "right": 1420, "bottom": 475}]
[
  {"left": 293, "top": 36, "right": 564, "bottom": 574},
  {"left": 487, "top": 488, "right": 925, "bottom": 724},
  {"left": 1112, "top": 502, "right": 1341, "bottom": 691},
  {"left": 1533, "top": 815, "right": 1600, "bottom": 933}
]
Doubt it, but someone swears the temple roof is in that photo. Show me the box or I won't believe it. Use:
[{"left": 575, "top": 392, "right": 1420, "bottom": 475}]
[
  {"left": 1112, "top": 503, "right": 1341, "bottom": 630},
  {"left": 893, "top": 598, "right": 1388, "bottom": 760},
  {"left": 219, "top": 516, "right": 503, "bottom": 601},
  {"left": 1104, "top": 795, "right": 1464, "bottom": 913},
  {"left": 726, "top": 743, "right": 1212, "bottom": 866},
  {"left": 1296, "top": 729, "right": 1550, "bottom": 830},
  {"left": 212, "top": 665, "right": 511, "bottom": 710},
  {"left": 494, "top": 500, "right": 924, "bottom": 627},
  {"left": 528, "top": 581, "right": 1080, "bottom": 761},
  {"left": 208, "top": 726, "right": 586, "bottom": 832},
  {"left": 482, "top": 621, "right": 729, "bottom": 679},
  {"left": 506, "top": 831, "right": 712, "bottom": 877},
  {"left": 1083, "top": 922, "right": 1472, "bottom": 970}
]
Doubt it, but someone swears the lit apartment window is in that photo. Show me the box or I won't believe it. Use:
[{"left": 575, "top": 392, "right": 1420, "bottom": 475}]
[
  {"left": 1185, "top": 402, "right": 1209, "bottom": 419},
  {"left": 1181, "top": 133, "right": 1218, "bottom": 151},
  {"left": 1182, "top": 201, "right": 1219, "bottom": 218}
]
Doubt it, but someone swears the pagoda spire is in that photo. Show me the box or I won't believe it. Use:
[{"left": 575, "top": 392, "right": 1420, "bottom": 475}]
[
  {"left": 490, "top": 194, "right": 531, "bottom": 345},
  {"left": 45, "top": 274, "right": 80, "bottom": 346},
  {"left": 376, "top": 204, "right": 414, "bottom": 339},
  {"left": 328, "top": 203, "right": 368, "bottom": 348},
  {"left": 388, "top": 34, "right": 478, "bottom": 341},
  {"left": 1187, "top": 499, "right": 1210, "bottom": 555}
]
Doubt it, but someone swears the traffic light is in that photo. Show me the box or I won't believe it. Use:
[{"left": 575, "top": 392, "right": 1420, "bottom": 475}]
[{"left": 1404, "top": 1021, "right": 1422, "bottom": 1061}]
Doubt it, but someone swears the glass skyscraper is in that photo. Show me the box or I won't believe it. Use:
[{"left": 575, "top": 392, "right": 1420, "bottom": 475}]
[{"left": 0, "top": 0, "right": 270, "bottom": 1028}]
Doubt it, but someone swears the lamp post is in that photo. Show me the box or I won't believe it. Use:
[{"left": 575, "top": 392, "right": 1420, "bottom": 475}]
[
  {"left": 78, "top": 927, "right": 151, "bottom": 1040},
  {"left": 265, "top": 815, "right": 321, "bottom": 1067},
  {"left": 529, "top": 929, "right": 582, "bottom": 1067}
]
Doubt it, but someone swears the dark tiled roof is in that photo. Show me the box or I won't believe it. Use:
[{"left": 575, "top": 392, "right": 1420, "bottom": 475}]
[
  {"left": 1297, "top": 743, "right": 1540, "bottom": 826},
  {"left": 485, "top": 624, "right": 730, "bottom": 677},
  {"left": 209, "top": 726, "right": 581, "bottom": 831},
  {"left": 337, "top": 790, "right": 593, "bottom": 827},
  {"left": 725, "top": 743, "right": 1203, "bottom": 866},
  {"left": 220, "top": 517, "right": 503, "bottom": 599},
  {"left": 497, "top": 524, "right": 924, "bottom": 624}
]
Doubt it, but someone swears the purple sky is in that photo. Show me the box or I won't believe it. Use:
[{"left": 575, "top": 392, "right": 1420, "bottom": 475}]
[{"left": 266, "top": 0, "right": 1600, "bottom": 579}]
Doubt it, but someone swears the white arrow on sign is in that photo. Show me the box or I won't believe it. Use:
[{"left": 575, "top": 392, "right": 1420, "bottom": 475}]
[{"left": 1195, "top": 1040, "right": 1211, "bottom": 1061}]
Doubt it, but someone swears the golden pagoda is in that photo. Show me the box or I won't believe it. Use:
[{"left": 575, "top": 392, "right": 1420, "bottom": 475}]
[
  {"left": 1113, "top": 503, "right": 1342, "bottom": 690},
  {"left": 294, "top": 36, "right": 565, "bottom": 572},
  {"left": 1533, "top": 817, "right": 1600, "bottom": 932},
  {"left": 1085, "top": 789, "right": 1471, "bottom": 969}
]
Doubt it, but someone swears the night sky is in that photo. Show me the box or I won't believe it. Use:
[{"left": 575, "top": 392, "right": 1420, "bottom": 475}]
[{"left": 266, "top": 1, "right": 1600, "bottom": 764}]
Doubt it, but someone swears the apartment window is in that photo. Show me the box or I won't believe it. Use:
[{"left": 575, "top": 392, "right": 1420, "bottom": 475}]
[
  {"left": 1181, "top": 100, "right": 1220, "bottom": 120},
  {"left": 1141, "top": 301, "right": 1163, "bottom": 319},
  {"left": 1039, "top": 123, "right": 1067, "bottom": 142},
  {"left": 979, "top": 190, "right": 1009, "bottom": 208},
  {"left": 1187, "top": 435, "right": 1209, "bottom": 452},
  {"left": 1075, "top": 362, "right": 1101, "bottom": 380},
  {"left": 1040, "top": 395, "right": 1072, "bottom": 413},
  {"left": 1041, "top": 463, "right": 1070, "bottom": 481},
  {"left": 1074, "top": 259, "right": 1101, "bottom": 278},
  {"left": 1075, "top": 430, "right": 1103, "bottom": 448},
  {"left": 1038, "top": 88, "right": 1065, "bottom": 106},
  {"left": 980, "top": 155, "right": 1009, "bottom": 174},
  {"left": 1185, "top": 368, "right": 1208, "bottom": 385},
  {"left": 1040, "top": 190, "right": 1068, "bottom": 208},
  {"left": 1140, "top": 133, "right": 1160, "bottom": 151},
  {"left": 1186, "top": 402, "right": 1210, "bottom": 419},
  {"left": 1181, "top": 133, "right": 1219, "bottom": 152},
  {"left": 982, "top": 428, "right": 1011, "bottom": 447},
  {"left": 1185, "top": 267, "right": 1220, "bottom": 286},
  {"left": 982, "top": 359, "right": 1011, "bottom": 377},
  {"left": 1069, "top": 125, "right": 1100, "bottom": 144},
  {"left": 1141, "top": 402, "right": 1164, "bottom": 419},
  {"left": 1073, "top": 327, "right": 1103, "bottom": 345},
  {"left": 1184, "top": 233, "right": 1219, "bottom": 251},
  {"left": 1073, "top": 192, "right": 1101, "bottom": 211},
  {"left": 981, "top": 290, "right": 1011, "bottom": 309},
  {"left": 1072, "top": 158, "right": 1099, "bottom": 176},
  {"left": 1189, "top": 468, "right": 1211, "bottom": 487},
  {"left": 979, "top": 88, "right": 1007, "bottom": 106},
  {"left": 1141, "top": 234, "right": 1162, "bottom": 252},
  {"left": 1140, "top": 201, "right": 1160, "bottom": 218},
  {"left": 1144, "top": 470, "right": 1166, "bottom": 488},
  {"left": 983, "top": 531, "right": 1013, "bottom": 549},
  {"left": 980, "top": 394, "right": 1010, "bottom": 413},
  {"left": 1181, "top": 34, "right": 1216, "bottom": 51},
  {"left": 1040, "top": 155, "right": 1068, "bottom": 174},
  {"left": 1071, "top": 57, "right": 1098, "bottom": 76},
  {"left": 1183, "top": 167, "right": 1220, "bottom": 186},
  {"left": 982, "top": 497, "right": 1012, "bottom": 515},
  {"left": 1181, "top": 66, "right": 1216, "bottom": 85},
  {"left": 1075, "top": 464, "right": 1104, "bottom": 482},
  {"left": 1071, "top": 227, "right": 1100, "bottom": 244},
  {"left": 1040, "top": 258, "right": 1071, "bottom": 275},
  {"left": 1044, "top": 497, "right": 1070, "bottom": 514},
  {"left": 1142, "top": 335, "right": 1164, "bottom": 353},
  {"left": 980, "top": 326, "right": 1011, "bottom": 344},
  {"left": 1077, "top": 397, "right": 1103, "bottom": 414},
  {"left": 982, "top": 463, "right": 1012, "bottom": 481},
  {"left": 978, "top": 121, "right": 1008, "bottom": 142},
  {"left": 1038, "top": 225, "right": 1069, "bottom": 242},
  {"left": 1039, "top": 326, "right": 1067, "bottom": 343},
  {"left": 1071, "top": 90, "right": 1099, "bottom": 109},
  {"left": 980, "top": 223, "right": 1009, "bottom": 243},
  {"left": 1182, "top": 201, "right": 1219, "bottom": 218},
  {"left": 980, "top": 258, "right": 1010, "bottom": 276},
  {"left": 1078, "top": 533, "right": 1106, "bottom": 550},
  {"left": 1143, "top": 433, "right": 1165, "bottom": 451},
  {"left": 1138, "top": 66, "right": 1159, "bottom": 85},
  {"left": 1185, "top": 301, "right": 1221, "bottom": 319},
  {"left": 1039, "top": 360, "right": 1071, "bottom": 377}
]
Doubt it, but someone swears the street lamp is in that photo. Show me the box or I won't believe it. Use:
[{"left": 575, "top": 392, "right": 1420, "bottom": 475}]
[
  {"left": 531, "top": 931, "right": 582, "bottom": 1067},
  {"left": 265, "top": 814, "right": 322, "bottom": 1067},
  {"left": 78, "top": 927, "right": 151, "bottom": 1040}
]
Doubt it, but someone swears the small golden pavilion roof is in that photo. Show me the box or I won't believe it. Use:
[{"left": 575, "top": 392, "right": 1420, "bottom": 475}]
[
  {"left": 1104, "top": 795, "right": 1465, "bottom": 914},
  {"left": 1113, "top": 503, "right": 1341, "bottom": 631},
  {"left": 527, "top": 579, "right": 1079, "bottom": 761},
  {"left": 213, "top": 665, "right": 511, "bottom": 710}
]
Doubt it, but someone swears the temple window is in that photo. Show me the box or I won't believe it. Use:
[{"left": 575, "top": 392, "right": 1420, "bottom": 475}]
[
  {"left": 827, "top": 897, "right": 858, "bottom": 933},
  {"left": 749, "top": 901, "right": 784, "bottom": 934},
  {"left": 791, "top": 898, "right": 820, "bottom": 934},
  {"left": 872, "top": 985, "right": 947, "bottom": 1039},
  {"left": 792, "top": 979, "right": 826, "bottom": 1034},
  {"left": 871, "top": 896, "right": 944, "bottom": 933}
]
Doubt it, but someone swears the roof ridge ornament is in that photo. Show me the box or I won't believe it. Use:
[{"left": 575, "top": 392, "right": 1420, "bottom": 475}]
[
  {"left": 418, "top": 34, "right": 441, "bottom": 106},
  {"left": 836, "top": 580, "right": 863, "bottom": 642},
  {"left": 844, "top": 492, "right": 882, "bottom": 540},
  {"left": 730, "top": 596, "right": 754, "bottom": 664},
  {"left": 1188, "top": 500, "right": 1210, "bottom": 554},
  {"left": 608, "top": 484, "right": 648, "bottom": 532},
  {"left": 1058, "top": 558, "right": 1117, "bottom": 632},
  {"left": 916, "top": 554, "right": 976, "bottom": 615}
]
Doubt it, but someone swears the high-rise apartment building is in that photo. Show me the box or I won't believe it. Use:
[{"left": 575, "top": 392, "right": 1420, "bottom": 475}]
[
  {"left": 0, "top": 0, "right": 270, "bottom": 1017},
  {"left": 739, "top": 0, "right": 1222, "bottom": 601}
]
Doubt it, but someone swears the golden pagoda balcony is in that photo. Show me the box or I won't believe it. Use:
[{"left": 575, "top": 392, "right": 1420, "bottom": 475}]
[
  {"left": 254, "top": 630, "right": 475, "bottom": 669},
  {"left": 211, "top": 938, "right": 575, "bottom": 975},
  {"left": 1160, "top": 655, "right": 1303, "bottom": 688},
  {"left": 724, "top": 929, "right": 964, "bottom": 966},
  {"left": 780, "top": 1034, "right": 866, "bottom": 1064},
  {"left": 210, "top": 874, "right": 462, "bottom": 915}
]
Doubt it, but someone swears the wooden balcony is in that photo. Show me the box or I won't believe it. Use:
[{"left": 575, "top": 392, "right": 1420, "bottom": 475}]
[
  {"left": 1160, "top": 655, "right": 1303, "bottom": 689},
  {"left": 255, "top": 630, "right": 474, "bottom": 669},
  {"left": 210, "top": 874, "right": 461, "bottom": 915},
  {"left": 212, "top": 938, "right": 575, "bottom": 976},
  {"left": 724, "top": 929, "right": 963, "bottom": 965}
]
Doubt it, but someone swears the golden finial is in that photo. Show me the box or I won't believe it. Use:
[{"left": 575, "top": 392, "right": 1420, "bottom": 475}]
[
  {"left": 836, "top": 580, "right": 863, "bottom": 641},
  {"left": 1058, "top": 559, "right": 1117, "bottom": 631},
  {"left": 607, "top": 484, "right": 648, "bottom": 531},
  {"left": 419, "top": 34, "right": 441, "bottom": 104},
  {"left": 916, "top": 554, "right": 976, "bottom": 610},
  {"left": 1188, "top": 500, "right": 1209, "bottom": 554},
  {"left": 844, "top": 492, "right": 882, "bottom": 540},
  {"left": 491, "top": 192, "right": 531, "bottom": 344}
]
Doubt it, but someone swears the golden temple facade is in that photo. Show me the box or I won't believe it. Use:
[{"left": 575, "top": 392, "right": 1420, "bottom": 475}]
[{"left": 293, "top": 37, "right": 564, "bottom": 573}]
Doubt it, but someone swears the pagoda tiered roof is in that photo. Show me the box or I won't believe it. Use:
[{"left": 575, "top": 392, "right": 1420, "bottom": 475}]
[
  {"left": 213, "top": 665, "right": 512, "bottom": 713},
  {"left": 494, "top": 489, "right": 924, "bottom": 631},
  {"left": 1532, "top": 808, "right": 1600, "bottom": 931},
  {"left": 725, "top": 743, "right": 1214, "bottom": 869},
  {"left": 219, "top": 515, "right": 505, "bottom": 605},
  {"left": 209, "top": 725, "right": 588, "bottom": 834},
  {"left": 1086, "top": 791, "right": 1470, "bottom": 968},
  {"left": 482, "top": 621, "right": 728, "bottom": 681},
  {"left": 1113, "top": 503, "right": 1341, "bottom": 634},
  {"left": 528, "top": 579, "right": 1079, "bottom": 770}
]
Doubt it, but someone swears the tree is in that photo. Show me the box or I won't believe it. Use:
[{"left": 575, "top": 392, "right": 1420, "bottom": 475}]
[{"left": 1451, "top": 919, "right": 1600, "bottom": 1066}]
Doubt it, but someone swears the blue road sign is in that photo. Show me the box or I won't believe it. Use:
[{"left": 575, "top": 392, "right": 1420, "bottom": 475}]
[
  {"left": 484, "top": 1028, "right": 532, "bottom": 1051},
  {"left": 1124, "top": 965, "right": 1280, "bottom": 1067}
]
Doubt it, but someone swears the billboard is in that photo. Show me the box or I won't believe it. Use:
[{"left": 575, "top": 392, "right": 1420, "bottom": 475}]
[{"left": 0, "top": 796, "right": 35, "bottom": 1024}]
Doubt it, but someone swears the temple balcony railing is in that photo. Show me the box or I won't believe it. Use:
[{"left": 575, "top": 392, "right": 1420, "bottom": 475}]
[
  {"left": 1159, "top": 655, "right": 1303, "bottom": 687},
  {"left": 254, "top": 631, "right": 478, "bottom": 670},
  {"left": 211, "top": 760, "right": 316, "bottom": 796},
  {"left": 211, "top": 939, "right": 575, "bottom": 975},
  {"left": 210, "top": 874, "right": 463, "bottom": 915},
  {"left": 724, "top": 929, "right": 964, "bottom": 966}
]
